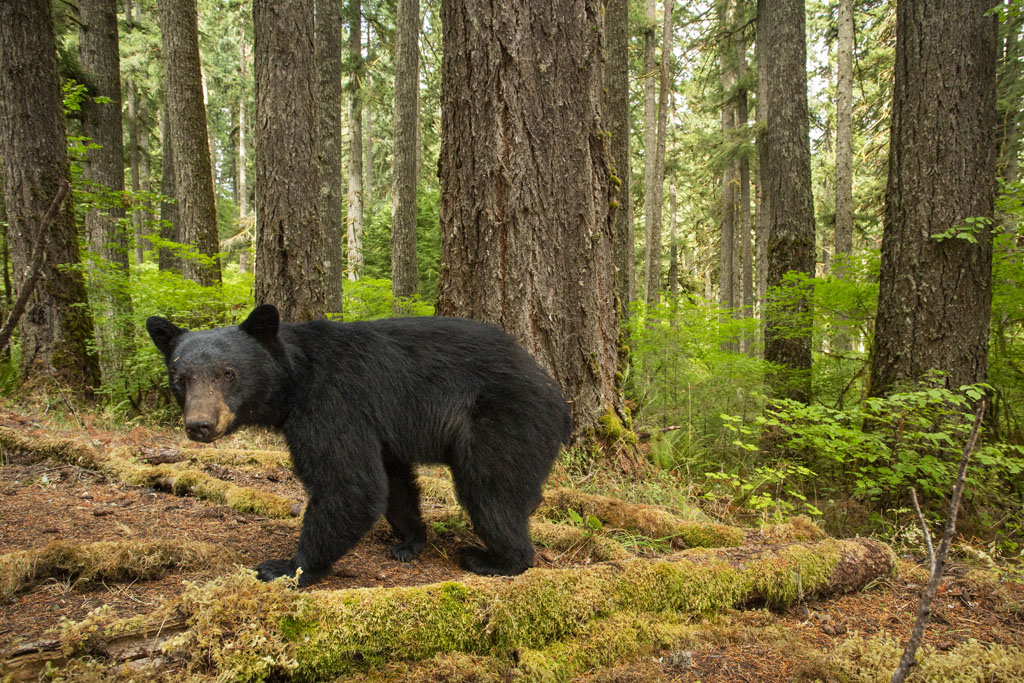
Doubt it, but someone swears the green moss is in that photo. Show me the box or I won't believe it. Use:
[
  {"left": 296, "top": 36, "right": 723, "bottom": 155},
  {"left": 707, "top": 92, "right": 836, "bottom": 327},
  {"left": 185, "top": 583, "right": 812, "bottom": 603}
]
[
  {"left": 596, "top": 409, "right": 637, "bottom": 446},
  {"left": 49, "top": 539, "right": 887, "bottom": 679},
  {"left": 829, "top": 634, "right": 1024, "bottom": 682},
  {"left": 516, "top": 612, "right": 684, "bottom": 682}
]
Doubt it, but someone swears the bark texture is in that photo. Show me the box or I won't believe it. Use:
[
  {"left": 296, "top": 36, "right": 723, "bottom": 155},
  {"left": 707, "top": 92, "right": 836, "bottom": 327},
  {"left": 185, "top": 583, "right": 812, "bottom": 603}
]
[
  {"left": 78, "top": 0, "right": 133, "bottom": 374},
  {"left": 254, "top": 0, "right": 327, "bottom": 321},
  {"left": 316, "top": 0, "right": 344, "bottom": 315},
  {"left": 718, "top": 0, "right": 736, "bottom": 315},
  {"left": 436, "top": 0, "right": 624, "bottom": 438},
  {"left": 758, "top": 0, "right": 815, "bottom": 402},
  {"left": 606, "top": 0, "right": 633, "bottom": 318},
  {"left": 641, "top": 0, "right": 660, "bottom": 307},
  {"left": 834, "top": 0, "right": 854, "bottom": 272},
  {"left": 869, "top": 0, "right": 997, "bottom": 397},
  {"left": 158, "top": 106, "right": 179, "bottom": 272},
  {"left": 0, "top": 0, "right": 100, "bottom": 393},
  {"left": 391, "top": 0, "right": 420, "bottom": 306},
  {"left": 346, "top": 0, "right": 364, "bottom": 281},
  {"left": 159, "top": 0, "right": 221, "bottom": 286}
]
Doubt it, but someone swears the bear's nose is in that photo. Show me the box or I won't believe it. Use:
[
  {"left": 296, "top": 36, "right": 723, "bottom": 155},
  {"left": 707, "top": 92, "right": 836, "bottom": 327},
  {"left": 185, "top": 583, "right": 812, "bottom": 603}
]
[{"left": 185, "top": 419, "right": 216, "bottom": 442}]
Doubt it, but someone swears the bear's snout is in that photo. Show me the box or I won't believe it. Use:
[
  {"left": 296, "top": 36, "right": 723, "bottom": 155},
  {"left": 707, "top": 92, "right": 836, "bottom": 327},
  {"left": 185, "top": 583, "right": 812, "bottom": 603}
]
[
  {"left": 185, "top": 419, "right": 217, "bottom": 442},
  {"left": 182, "top": 386, "right": 236, "bottom": 443}
]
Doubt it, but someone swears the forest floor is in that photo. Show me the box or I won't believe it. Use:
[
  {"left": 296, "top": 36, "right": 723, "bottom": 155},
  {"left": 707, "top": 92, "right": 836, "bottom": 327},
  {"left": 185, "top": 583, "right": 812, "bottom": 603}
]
[{"left": 1, "top": 402, "right": 1023, "bottom": 682}]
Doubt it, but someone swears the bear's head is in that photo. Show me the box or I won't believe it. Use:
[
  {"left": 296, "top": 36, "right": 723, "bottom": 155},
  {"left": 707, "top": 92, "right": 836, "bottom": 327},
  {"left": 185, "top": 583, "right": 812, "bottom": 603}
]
[{"left": 146, "top": 304, "right": 288, "bottom": 442}]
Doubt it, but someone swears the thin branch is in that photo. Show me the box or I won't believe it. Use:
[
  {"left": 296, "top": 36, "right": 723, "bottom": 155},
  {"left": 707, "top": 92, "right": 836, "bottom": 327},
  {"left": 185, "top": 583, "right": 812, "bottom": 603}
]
[
  {"left": 909, "top": 487, "right": 935, "bottom": 573},
  {"left": 0, "top": 180, "right": 71, "bottom": 354},
  {"left": 891, "top": 399, "right": 986, "bottom": 683}
]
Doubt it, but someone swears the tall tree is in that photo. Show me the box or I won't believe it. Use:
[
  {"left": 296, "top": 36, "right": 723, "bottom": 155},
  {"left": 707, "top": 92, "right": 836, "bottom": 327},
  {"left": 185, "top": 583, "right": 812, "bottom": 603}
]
[
  {"left": 0, "top": 0, "right": 101, "bottom": 393},
  {"left": 78, "top": 0, "right": 133, "bottom": 373},
  {"left": 735, "top": 4, "right": 753, "bottom": 351},
  {"left": 606, "top": 0, "right": 634, "bottom": 318},
  {"left": 254, "top": 0, "right": 326, "bottom": 321},
  {"left": 391, "top": 0, "right": 420, "bottom": 308},
  {"left": 237, "top": 30, "right": 249, "bottom": 221},
  {"left": 437, "top": 0, "right": 625, "bottom": 440},
  {"left": 834, "top": 0, "right": 854, "bottom": 273},
  {"left": 159, "top": 0, "right": 221, "bottom": 286},
  {"left": 158, "top": 106, "right": 178, "bottom": 272},
  {"left": 641, "top": 0, "right": 658, "bottom": 307},
  {"left": 869, "top": 0, "right": 997, "bottom": 397},
  {"left": 718, "top": 0, "right": 736, "bottom": 316},
  {"left": 346, "top": 0, "right": 364, "bottom": 281},
  {"left": 316, "top": 0, "right": 344, "bottom": 315},
  {"left": 758, "top": 0, "right": 816, "bottom": 402},
  {"left": 125, "top": 0, "right": 145, "bottom": 265}
]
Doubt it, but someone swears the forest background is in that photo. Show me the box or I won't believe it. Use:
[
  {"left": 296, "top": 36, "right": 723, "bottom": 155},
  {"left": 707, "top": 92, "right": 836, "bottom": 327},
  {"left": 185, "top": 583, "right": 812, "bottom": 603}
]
[{"left": 0, "top": 0, "right": 1022, "bottom": 557}]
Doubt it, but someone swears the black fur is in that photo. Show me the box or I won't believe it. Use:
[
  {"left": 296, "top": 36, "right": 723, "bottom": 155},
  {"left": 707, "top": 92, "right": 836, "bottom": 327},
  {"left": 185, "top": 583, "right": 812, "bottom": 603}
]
[{"left": 146, "top": 306, "right": 572, "bottom": 586}]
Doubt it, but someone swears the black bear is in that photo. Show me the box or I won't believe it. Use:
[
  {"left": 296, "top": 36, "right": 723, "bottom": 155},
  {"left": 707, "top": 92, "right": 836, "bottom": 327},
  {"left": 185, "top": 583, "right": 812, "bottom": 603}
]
[{"left": 146, "top": 305, "right": 571, "bottom": 586}]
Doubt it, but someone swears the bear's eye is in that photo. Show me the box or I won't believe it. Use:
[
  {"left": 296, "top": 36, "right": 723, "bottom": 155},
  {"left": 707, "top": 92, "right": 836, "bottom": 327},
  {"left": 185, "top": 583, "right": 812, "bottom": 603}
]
[
  {"left": 223, "top": 369, "right": 236, "bottom": 382},
  {"left": 174, "top": 374, "right": 189, "bottom": 389}
]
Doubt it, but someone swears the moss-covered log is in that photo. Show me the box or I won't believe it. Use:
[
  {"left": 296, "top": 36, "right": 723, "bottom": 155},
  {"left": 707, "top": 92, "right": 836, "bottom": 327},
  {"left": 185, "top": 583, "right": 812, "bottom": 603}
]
[
  {"left": 1, "top": 537, "right": 894, "bottom": 681},
  {"left": 0, "top": 540, "right": 239, "bottom": 598},
  {"left": 0, "top": 426, "right": 298, "bottom": 518}
]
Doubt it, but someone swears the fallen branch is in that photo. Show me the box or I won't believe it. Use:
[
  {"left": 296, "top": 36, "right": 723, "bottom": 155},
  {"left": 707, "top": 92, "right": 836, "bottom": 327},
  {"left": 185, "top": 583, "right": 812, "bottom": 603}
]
[
  {"left": 1, "top": 537, "right": 895, "bottom": 681},
  {"left": 0, "top": 181, "right": 70, "bottom": 354},
  {"left": 891, "top": 399, "right": 986, "bottom": 683}
]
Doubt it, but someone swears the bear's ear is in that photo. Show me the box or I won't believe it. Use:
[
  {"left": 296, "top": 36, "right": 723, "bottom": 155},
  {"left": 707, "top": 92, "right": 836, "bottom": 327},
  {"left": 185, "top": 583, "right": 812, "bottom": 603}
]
[
  {"left": 240, "top": 304, "right": 280, "bottom": 346},
  {"left": 146, "top": 316, "right": 186, "bottom": 360}
]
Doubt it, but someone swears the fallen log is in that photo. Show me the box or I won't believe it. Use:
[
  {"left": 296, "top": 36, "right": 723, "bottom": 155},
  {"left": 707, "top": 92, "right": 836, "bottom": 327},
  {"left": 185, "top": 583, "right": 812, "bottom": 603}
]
[
  {"left": 0, "top": 426, "right": 298, "bottom": 519},
  {"left": 1, "top": 537, "right": 894, "bottom": 681},
  {"left": 0, "top": 539, "right": 239, "bottom": 598}
]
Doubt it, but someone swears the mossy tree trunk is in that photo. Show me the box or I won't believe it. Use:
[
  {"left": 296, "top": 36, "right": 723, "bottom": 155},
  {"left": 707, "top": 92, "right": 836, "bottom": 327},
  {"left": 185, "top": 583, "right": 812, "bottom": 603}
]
[
  {"left": 0, "top": 0, "right": 101, "bottom": 395},
  {"left": 436, "top": 0, "right": 626, "bottom": 442}
]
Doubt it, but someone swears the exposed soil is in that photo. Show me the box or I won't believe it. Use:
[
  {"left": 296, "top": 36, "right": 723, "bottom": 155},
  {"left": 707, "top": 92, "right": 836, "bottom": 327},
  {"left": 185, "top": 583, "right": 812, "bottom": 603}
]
[{"left": 1, "top": 405, "right": 1023, "bottom": 681}]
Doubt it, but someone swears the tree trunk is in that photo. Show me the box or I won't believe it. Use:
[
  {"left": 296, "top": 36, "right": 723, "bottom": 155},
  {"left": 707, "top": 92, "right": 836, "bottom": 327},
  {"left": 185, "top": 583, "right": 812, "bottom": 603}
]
[
  {"left": 254, "top": 0, "right": 325, "bottom": 321},
  {"left": 78, "top": 0, "right": 133, "bottom": 377},
  {"left": 735, "top": 4, "right": 753, "bottom": 355},
  {"left": 754, "top": 20, "right": 769, "bottom": 354},
  {"left": 641, "top": 0, "right": 658, "bottom": 308},
  {"left": 997, "top": 4, "right": 1021, "bottom": 229},
  {"left": 316, "top": 0, "right": 344, "bottom": 315},
  {"left": 606, "top": 0, "right": 633, "bottom": 319},
  {"left": 834, "top": 0, "right": 854, "bottom": 272},
  {"left": 648, "top": 0, "right": 673, "bottom": 308},
  {"left": 159, "top": 0, "right": 221, "bottom": 287},
  {"left": 391, "top": 0, "right": 420, "bottom": 309},
  {"left": 667, "top": 184, "right": 678, "bottom": 297},
  {"left": 158, "top": 106, "right": 179, "bottom": 272},
  {"left": 346, "top": 0, "right": 364, "bottom": 282},
  {"left": 758, "top": 0, "right": 815, "bottom": 402},
  {"left": 0, "top": 0, "right": 101, "bottom": 394},
  {"left": 238, "top": 31, "right": 249, "bottom": 220},
  {"left": 869, "top": 0, "right": 996, "bottom": 398},
  {"left": 436, "top": 0, "right": 625, "bottom": 443},
  {"left": 718, "top": 0, "right": 735, "bottom": 318}
]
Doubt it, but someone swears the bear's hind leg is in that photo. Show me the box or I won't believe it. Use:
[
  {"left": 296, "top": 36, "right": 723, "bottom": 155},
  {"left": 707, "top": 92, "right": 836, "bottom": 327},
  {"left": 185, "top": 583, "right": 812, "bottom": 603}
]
[{"left": 384, "top": 460, "right": 427, "bottom": 562}]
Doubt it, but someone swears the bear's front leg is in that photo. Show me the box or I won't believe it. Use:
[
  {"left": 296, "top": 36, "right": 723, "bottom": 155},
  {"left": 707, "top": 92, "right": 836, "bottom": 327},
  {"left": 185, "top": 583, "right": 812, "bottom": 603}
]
[{"left": 256, "top": 489, "right": 385, "bottom": 587}]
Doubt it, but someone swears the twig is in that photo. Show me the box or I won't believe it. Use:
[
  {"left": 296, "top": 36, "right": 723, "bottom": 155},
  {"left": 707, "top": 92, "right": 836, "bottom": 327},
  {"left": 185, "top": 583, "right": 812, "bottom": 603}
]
[
  {"left": 909, "top": 487, "right": 935, "bottom": 573},
  {"left": 0, "top": 181, "right": 71, "bottom": 354},
  {"left": 891, "top": 398, "right": 986, "bottom": 683}
]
